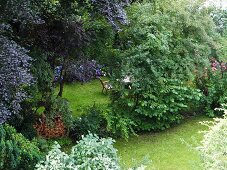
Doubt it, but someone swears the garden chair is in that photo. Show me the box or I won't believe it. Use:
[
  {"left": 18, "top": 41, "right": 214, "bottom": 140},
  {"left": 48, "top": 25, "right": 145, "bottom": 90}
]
[
  {"left": 122, "top": 75, "right": 133, "bottom": 89},
  {"left": 98, "top": 77, "right": 112, "bottom": 93}
]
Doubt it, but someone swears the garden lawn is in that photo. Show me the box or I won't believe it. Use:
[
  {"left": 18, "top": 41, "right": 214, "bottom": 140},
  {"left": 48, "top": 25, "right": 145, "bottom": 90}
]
[
  {"left": 61, "top": 79, "right": 110, "bottom": 117},
  {"left": 115, "top": 116, "right": 212, "bottom": 170}
]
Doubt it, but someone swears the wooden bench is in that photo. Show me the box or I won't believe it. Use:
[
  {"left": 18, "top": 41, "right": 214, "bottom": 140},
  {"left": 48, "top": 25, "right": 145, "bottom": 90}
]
[{"left": 98, "top": 77, "right": 112, "bottom": 93}]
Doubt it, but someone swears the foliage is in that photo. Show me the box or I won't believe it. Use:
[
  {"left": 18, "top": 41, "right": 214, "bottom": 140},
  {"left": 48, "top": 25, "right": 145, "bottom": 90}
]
[
  {"left": 69, "top": 105, "right": 109, "bottom": 141},
  {"left": 197, "top": 105, "right": 227, "bottom": 170},
  {"left": 110, "top": 0, "right": 217, "bottom": 137},
  {"left": 71, "top": 133, "right": 120, "bottom": 169},
  {"left": 65, "top": 59, "right": 103, "bottom": 83},
  {"left": 83, "top": 16, "right": 119, "bottom": 67},
  {"left": 9, "top": 49, "right": 55, "bottom": 139},
  {"left": 0, "top": 0, "right": 43, "bottom": 24},
  {"left": 36, "top": 133, "right": 120, "bottom": 170},
  {"left": 104, "top": 107, "right": 137, "bottom": 139},
  {"left": 9, "top": 111, "right": 38, "bottom": 140},
  {"left": 0, "top": 35, "right": 33, "bottom": 124},
  {"left": 211, "top": 8, "right": 227, "bottom": 62},
  {"left": 30, "top": 49, "right": 54, "bottom": 97},
  {"left": 33, "top": 136, "right": 73, "bottom": 155},
  {"left": 35, "top": 142, "right": 70, "bottom": 170},
  {"left": 218, "top": 36, "right": 227, "bottom": 62},
  {"left": 211, "top": 8, "right": 227, "bottom": 36},
  {"left": 43, "top": 95, "right": 73, "bottom": 130},
  {"left": 196, "top": 66, "right": 227, "bottom": 117},
  {"left": 81, "top": 0, "right": 129, "bottom": 30},
  {"left": 0, "top": 124, "right": 42, "bottom": 170}
]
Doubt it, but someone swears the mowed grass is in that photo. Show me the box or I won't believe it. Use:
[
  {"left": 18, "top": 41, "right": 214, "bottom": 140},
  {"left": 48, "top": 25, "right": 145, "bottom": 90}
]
[
  {"left": 115, "top": 116, "right": 212, "bottom": 170},
  {"left": 61, "top": 79, "right": 110, "bottom": 117}
]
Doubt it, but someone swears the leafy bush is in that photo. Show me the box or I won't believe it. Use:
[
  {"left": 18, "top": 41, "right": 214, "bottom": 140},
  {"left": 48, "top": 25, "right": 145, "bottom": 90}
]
[
  {"left": 69, "top": 105, "right": 109, "bottom": 141},
  {"left": 71, "top": 133, "right": 120, "bottom": 169},
  {"left": 197, "top": 105, "right": 227, "bottom": 170},
  {"left": 43, "top": 96, "right": 73, "bottom": 130},
  {"left": 7, "top": 49, "right": 55, "bottom": 139},
  {"left": 36, "top": 142, "right": 70, "bottom": 170},
  {"left": 0, "top": 124, "right": 42, "bottom": 170},
  {"left": 36, "top": 134, "right": 120, "bottom": 170},
  {"left": 11, "top": 111, "right": 37, "bottom": 140},
  {"left": 196, "top": 61, "right": 227, "bottom": 117},
  {"left": 104, "top": 107, "right": 137, "bottom": 139},
  {"left": 32, "top": 136, "right": 73, "bottom": 156},
  {"left": 109, "top": 0, "right": 220, "bottom": 138},
  {"left": 30, "top": 49, "right": 54, "bottom": 95}
]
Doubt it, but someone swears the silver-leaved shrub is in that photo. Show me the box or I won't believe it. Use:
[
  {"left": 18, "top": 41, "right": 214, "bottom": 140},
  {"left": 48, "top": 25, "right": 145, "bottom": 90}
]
[
  {"left": 198, "top": 105, "right": 227, "bottom": 170},
  {"left": 36, "top": 134, "right": 121, "bottom": 170}
]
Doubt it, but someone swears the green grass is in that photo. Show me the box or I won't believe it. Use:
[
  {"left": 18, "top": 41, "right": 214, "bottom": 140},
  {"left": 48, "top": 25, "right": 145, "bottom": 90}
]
[
  {"left": 61, "top": 79, "right": 110, "bottom": 117},
  {"left": 115, "top": 116, "right": 212, "bottom": 170}
]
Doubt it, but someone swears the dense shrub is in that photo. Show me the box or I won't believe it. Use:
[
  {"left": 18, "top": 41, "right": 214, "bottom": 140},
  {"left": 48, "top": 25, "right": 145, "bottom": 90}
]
[
  {"left": 10, "top": 111, "right": 37, "bottom": 140},
  {"left": 42, "top": 96, "right": 73, "bottom": 130},
  {"left": 7, "top": 49, "right": 55, "bottom": 139},
  {"left": 31, "top": 96, "right": 73, "bottom": 139},
  {"left": 196, "top": 65, "right": 227, "bottom": 117},
  {"left": 211, "top": 8, "right": 227, "bottom": 36},
  {"left": 0, "top": 124, "right": 42, "bottom": 170},
  {"left": 69, "top": 105, "right": 109, "bottom": 141},
  {"left": 71, "top": 133, "right": 120, "bottom": 169},
  {"left": 109, "top": 0, "right": 217, "bottom": 137},
  {"left": 30, "top": 49, "right": 54, "bottom": 97},
  {"left": 36, "top": 134, "right": 120, "bottom": 170},
  {"left": 197, "top": 105, "right": 227, "bottom": 170},
  {"left": 33, "top": 136, "right": 73, "bottom": 157},
  {"left": 36, "top": 142, "right": 70, "bottom": 170}
]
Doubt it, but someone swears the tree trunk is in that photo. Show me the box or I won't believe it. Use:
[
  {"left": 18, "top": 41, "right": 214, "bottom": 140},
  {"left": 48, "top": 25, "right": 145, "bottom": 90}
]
[
  {"left": 58, "top": 57, "right": 66, "bottom": 97},
  {"left": 58, "top": 78, "right": 64, "bottom": 97}
]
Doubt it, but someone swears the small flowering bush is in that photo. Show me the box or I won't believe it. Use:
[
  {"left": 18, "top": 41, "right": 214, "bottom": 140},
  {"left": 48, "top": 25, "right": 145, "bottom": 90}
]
[{"left": 198, "top": 105, "right": 227, "bottom": 170}]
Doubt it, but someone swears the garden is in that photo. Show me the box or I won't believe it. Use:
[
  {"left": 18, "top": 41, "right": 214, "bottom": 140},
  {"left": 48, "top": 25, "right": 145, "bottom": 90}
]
[{"left": 0, "top": 0, "right": 227, "bottom": 169}]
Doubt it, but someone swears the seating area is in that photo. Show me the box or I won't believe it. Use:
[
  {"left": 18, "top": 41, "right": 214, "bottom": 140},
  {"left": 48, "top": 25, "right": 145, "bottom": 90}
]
[{"left": 97, "top": 77, "right": 113, "bottom": 93}]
